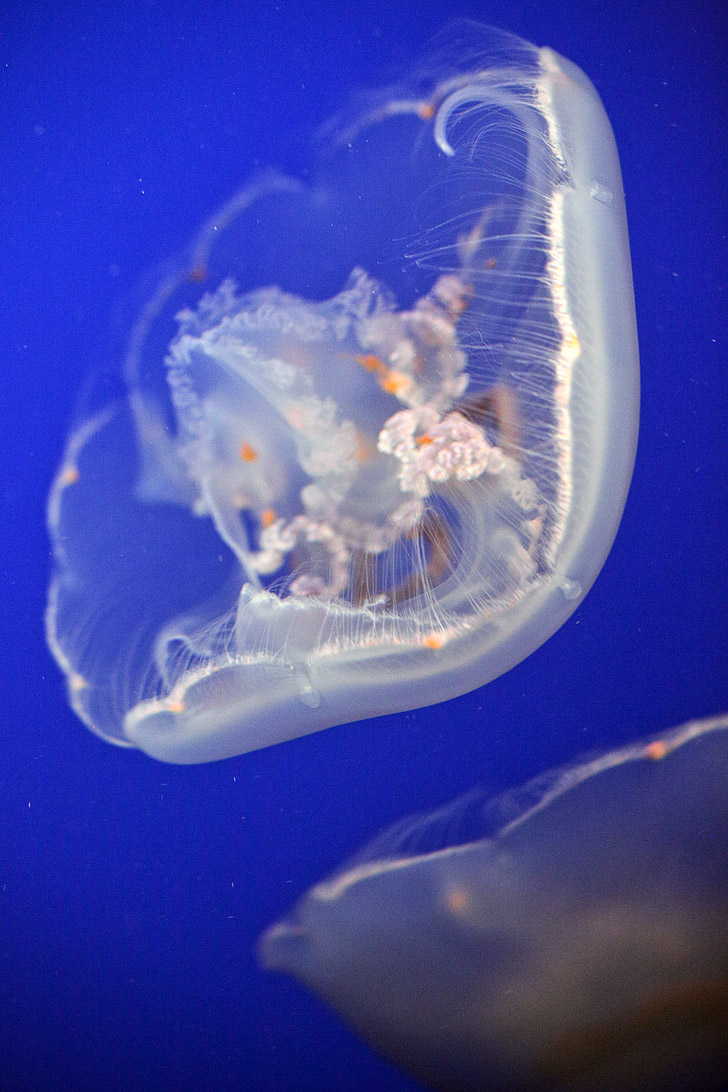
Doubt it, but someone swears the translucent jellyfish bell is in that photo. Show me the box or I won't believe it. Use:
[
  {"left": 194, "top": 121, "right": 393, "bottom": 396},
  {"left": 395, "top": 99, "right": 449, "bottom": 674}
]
[
  {"left": 46, "top": 25, "right": 639, "bottom": 762},
  {"left": 261, "top": 714, "right": 728, "bottom": 1091}
]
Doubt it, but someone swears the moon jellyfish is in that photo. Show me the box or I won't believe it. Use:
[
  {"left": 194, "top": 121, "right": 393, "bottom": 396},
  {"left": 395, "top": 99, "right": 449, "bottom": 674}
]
[
  {"left": 46, "top": 25, "right": 639, "bottom": 762},
  {"left": 261, "top": 714, "right": 728, "bottom": 1091}
]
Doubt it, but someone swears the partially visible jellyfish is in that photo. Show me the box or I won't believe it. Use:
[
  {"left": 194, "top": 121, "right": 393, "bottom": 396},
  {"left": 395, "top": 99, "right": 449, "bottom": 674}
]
[
  {"left": 46, "top": 24, "right": 639, "bottom": 762},
  {"left": 260, "top": 714, "right": 728, "bottom": 1092}
]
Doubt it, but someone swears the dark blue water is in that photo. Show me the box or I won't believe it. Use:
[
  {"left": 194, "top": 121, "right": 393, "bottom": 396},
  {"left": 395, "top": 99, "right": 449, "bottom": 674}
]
[{"left": 2, "top": 2, "right": 726, "bottom": 1090}]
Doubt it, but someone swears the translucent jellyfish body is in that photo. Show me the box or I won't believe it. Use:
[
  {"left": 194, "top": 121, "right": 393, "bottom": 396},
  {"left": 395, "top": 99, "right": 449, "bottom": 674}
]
[
  {"left": 46, "top": 26, "right": 639, "bottom": 762},
  {"left": 261, "top": 714, "right": 728, "bottom": 1091}
]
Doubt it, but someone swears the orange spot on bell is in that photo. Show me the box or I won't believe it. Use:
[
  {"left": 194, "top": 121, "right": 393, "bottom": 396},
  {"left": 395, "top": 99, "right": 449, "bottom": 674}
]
[
  {"left": 417, "top": 102, "right": 436, "bottom": 120},
  {"left": 356, "top": 353, "right": 386, "bottom": 375},
  {"left": 261, "top": 508, "right": 277, "bottom": 528},
  {"left": 417, "top": 433, "right": 434, "bottom": 446},
  {"left": 167, "top": 700, "right": 185, "bottom": 714},
  {"left": 446, "top": 887, "right": 470, "bottom": 913},
  {"left": 380, "top": 369, "right": 412, "bottom": 396},
  {"left": 60, "top": 465, "right": 80, "bottom": 486},
  {"left": 423, "top": 633, "right": 444, "bottom": 650},
  {"left": 566, "top": 330, "right": 581, "bottom": 355},
  {"left": 239, "top": 441, "right": 258, "bottom": 463},
  {"left": 645, "top": 739, "right": 669, "bottom": 761},
  {"left": 354, "top": 430, "right": 375, "bottom": 462}
]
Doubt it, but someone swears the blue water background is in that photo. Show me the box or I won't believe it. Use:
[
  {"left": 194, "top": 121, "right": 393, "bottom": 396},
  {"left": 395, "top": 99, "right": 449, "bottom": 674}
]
[{"left": 2, "top": 2, "right": 726, "bottom": 1090}]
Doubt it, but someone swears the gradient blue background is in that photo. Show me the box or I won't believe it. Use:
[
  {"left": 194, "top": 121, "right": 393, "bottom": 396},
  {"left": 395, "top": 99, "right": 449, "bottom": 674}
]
[{"left": 2, "top": 2, "right": 726, "bottom": 1090}]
